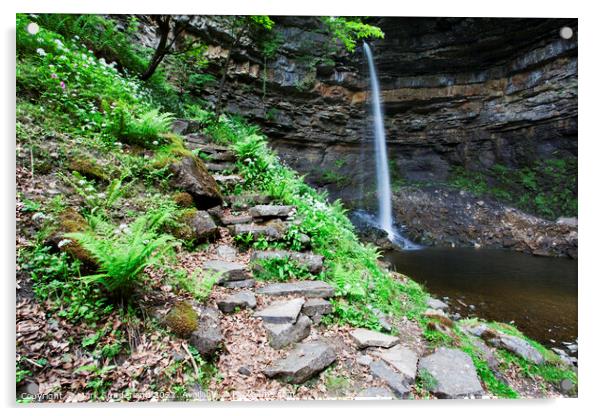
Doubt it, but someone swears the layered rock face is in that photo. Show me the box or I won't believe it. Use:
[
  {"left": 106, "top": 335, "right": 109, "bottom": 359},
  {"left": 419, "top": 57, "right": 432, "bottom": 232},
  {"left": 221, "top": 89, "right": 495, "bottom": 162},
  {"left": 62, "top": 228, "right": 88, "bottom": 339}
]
[
  {"left": 132, "top": 16, "right": 578, "bottom": 253},
  {"left": 177, "top": 16, "right": 577, "bottom": 201}
]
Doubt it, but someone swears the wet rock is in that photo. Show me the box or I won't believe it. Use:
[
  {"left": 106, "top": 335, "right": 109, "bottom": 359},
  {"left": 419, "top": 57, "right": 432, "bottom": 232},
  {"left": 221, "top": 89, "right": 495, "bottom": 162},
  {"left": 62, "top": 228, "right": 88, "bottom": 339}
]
[
  {"left": 189, "top": 306, "right": 222, "bottom": 356},
  {"left": 355, "top": 386, "right": 395, "bottom": 400},
  {"left": 249, "top": 204, "right": 295, "bottom": 219},
  {"left": 250, "top": 250, "right": 324, "bottom": 274},
  {"left": 257, "top": 281, "right": 335, "bottom": 298},
  {"left": 230, "top": 220, "right": 288, "bottom": 241},
  {"left": 217, "top": 291, "right": 257, "bottom": 313},
  {"left": 264, "top": 314, "right": 312, "bottom": 349},
  {"left": 369, "top": 360, "right": 411, "bottom": 398},
  {"left": 350, "top": 328, "right": 399, "bottom": 349},
  {"left": 374, "top": 345, "right": 418, "bottom": 383},
  {"left": 263, "top": 341, "right": 336, "bottom": 384},
  {"left": 215, "top": 245, "right": 237, "bottom": 261},
  {"left": 203, "top": 260, "right": 249, "bottom": 282},
  {"left": 169, "top": 156, "right": 223, "bottom": 209},
  {"left": 427, "top": 297, "right": 449, "bottom": 311},
  {"left": 221, "top": 279, "right": 256, "bottom": 289},
  {"left": 418, "top": 347, "right": 484, "bottom": 398},
  {"left": 301, "top": 298, "right": 333, "bottom": 318},
  {"left": 254, "top": 298, "right": 305, "bottom": 324}
]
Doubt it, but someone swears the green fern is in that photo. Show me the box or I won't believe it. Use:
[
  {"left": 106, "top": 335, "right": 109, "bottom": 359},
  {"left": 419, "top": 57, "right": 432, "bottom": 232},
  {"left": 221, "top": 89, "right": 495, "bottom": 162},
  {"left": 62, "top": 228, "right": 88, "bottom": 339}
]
[{"left": 66, "top": 211, "right": 175, "bottom": 297}]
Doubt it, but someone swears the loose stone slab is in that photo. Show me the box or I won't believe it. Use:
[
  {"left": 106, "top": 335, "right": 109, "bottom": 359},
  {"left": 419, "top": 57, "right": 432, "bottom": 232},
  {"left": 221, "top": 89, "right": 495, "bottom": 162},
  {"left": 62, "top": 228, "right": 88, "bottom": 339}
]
[
  {"left": 427, "top": 297, "right": 449, "bottom": 311},
  {"left": 355, "top": 387, "right": 395, "bottom": 400},
  {"left": 350, "top": 328, "right": 399, "bottom": 349},
  {"left": 418, "top": 347, "right": 484, "bottom": 398},
  {"left": 369, "top": 360, "right": 411, "bottom": 398},
  {"left": 221, "top": 279, "right": 256, "bottom": 289},
  {"left": 375, "top": 345, "right": 418, "bottom": 383},
  {"left": 249, "top": 205, "right": 294, "bottom": 219},
  {"left": 189, "top": 306, "right": 222, "bottom": 357},
  {"left": 217, "top": 291, "right": 257, "bottom": 313},
  {"left": 257, "top": 281, "right": 335, "bottom": 298},
  {"left": 302, "top": 298, "right": 333, "bottom": 317},
  {"left": 203, "top": 260, "right": 249, "bottom": 282},
  {"left": 264, "top": 314, "right": 312, "bottom": 349},
  {"left": 254, "top": 298, "right": 305, "bottom": 324},
  {"left": 484, "top": 332, "right": 545, "bottom": 365},
  {"left": 251, "top": 250, "right": 324, "bottom": 274},
  {"left": 263, "top": 341, "right": 336, "bottom": 384},
  {"left": 206, "top": 162, "right": 235, "bottom": 172}
]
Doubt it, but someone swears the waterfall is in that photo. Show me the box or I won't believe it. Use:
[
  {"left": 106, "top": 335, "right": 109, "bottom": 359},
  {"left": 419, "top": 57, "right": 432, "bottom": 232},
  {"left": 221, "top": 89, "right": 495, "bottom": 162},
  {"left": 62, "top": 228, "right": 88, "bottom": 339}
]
[
  {"left": 363, "top": 42, "right": 394, "bottom": 240},
  {"left": 363, "top": 43, "right": 419, "bottom": 250}
]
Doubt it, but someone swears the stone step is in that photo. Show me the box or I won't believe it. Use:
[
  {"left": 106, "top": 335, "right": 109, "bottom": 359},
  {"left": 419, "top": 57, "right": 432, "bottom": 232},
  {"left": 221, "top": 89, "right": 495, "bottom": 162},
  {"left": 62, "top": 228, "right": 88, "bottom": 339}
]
[
  {"left": 172, "top": 119, "right": 201, "bottom": 135},
  {"left": 217, "top": 291, "right": 257, "bottom": 313},
  {"left": 203, "top": 260, "right": 250, "bottom": 282},
  {"left": 355, "top": 387, "right": 395, "bottom": 400},
  {"left": 230, "top": 220, "right": 287, "bottom": 241},
  {"left": 256, "top": 281, "right": 335, "bottom": 298},
  {"left": 226, "top": 193, "right": 272, "bottom": 209},
  {"left": 254, "top": 298, "right": 305, "bottom": 324},
  {"left": 250, "top": 250, "right": 324, "bottom": 274},
  {"left": 209, "top": 151, "right": 236, "bottom": 162},
  {"left": 213, "top": 174, "right": 244, "bottom": 187},
  {"left": 192, "top": 142, "right": 231, "bottom": 154},
  {"left": 206, "top": 162, "right": 236, "bottom": 172},
  {"left": 219, "top": 213, "right": 253, "bottom": 225},
  {"left": 221, "top": 279, "right": 256, "bottom": 289},
  {"left": 263, "top": 341, "right": 336, "bottom": 384},
  {"left": 301, "top": 298, "right": 333, "bottom": 320},
  {"left": 249, "top": 205, "right": 295, "bottom": 219},
  {"left": 418, "top": 347, "right": 484, "bottom": 398},
  {"left": 350, "top": 328, "right": 399, "bottom": 349},
  {"left": 263, "top": 314, "right": 311, "bottom": 349}
]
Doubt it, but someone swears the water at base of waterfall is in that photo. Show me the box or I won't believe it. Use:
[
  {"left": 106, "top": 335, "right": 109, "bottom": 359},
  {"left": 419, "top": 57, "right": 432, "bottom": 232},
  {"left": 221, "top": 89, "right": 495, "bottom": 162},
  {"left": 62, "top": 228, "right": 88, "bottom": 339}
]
[{"left": 350, "top": 210, "right": 421, "bottom": 250}]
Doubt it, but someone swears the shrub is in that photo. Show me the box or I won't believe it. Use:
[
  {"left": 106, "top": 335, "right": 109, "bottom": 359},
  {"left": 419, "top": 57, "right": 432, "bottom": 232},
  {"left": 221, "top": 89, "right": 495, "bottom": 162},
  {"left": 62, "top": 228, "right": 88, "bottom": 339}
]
[{"left": 66, "top": 210, "right": 175, "bottom": 298}]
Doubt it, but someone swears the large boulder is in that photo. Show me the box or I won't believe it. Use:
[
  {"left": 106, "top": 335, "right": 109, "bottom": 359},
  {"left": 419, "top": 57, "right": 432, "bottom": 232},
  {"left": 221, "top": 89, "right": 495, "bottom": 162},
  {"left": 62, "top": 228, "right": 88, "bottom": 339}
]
[
  {"left": 169, "top": 156, "right": 223, "bottom": 209},
  {"left": 418, "top": 348, "right": 484, "bottom": 398},
  {"left": 189, "top": 210, "right": 219, "bottom": 241},
  {"left": 263, "top": 341, "right": 336, "bottom": 383}
]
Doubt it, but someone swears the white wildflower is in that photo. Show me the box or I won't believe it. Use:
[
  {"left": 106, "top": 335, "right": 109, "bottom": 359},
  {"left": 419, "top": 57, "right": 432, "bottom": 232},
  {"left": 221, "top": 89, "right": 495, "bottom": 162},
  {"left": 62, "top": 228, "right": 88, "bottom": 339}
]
[
  {"left": 31, "top": 212, "right": 46, "bottom": 221},
  {"left": 152, "top": 140, "right": 159, "bottom": 146},
  {"left": 36, "top": 48, "right": 46, "bottom": 56},
  {"left": 57, "top": 239, "right": 72, "bottom": 248}
]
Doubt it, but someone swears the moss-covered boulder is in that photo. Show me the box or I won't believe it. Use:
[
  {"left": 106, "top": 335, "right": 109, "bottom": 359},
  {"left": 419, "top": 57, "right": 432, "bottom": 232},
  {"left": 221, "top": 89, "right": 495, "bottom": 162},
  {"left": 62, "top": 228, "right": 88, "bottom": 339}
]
[
  {"left": 169, "top": 209, "right": 219, "bottom": 243},
  {"left": 164, "top": 301, "right": 198, "bottom": 338},
  {"left": 68, "top": 156, "right": 109, "bottom": 182},
  {"left": 173, "top": 192, "right": 195, "bottom": 208},
  {"left": 169, "top": 156, "right": 223, "bottom": 209}
]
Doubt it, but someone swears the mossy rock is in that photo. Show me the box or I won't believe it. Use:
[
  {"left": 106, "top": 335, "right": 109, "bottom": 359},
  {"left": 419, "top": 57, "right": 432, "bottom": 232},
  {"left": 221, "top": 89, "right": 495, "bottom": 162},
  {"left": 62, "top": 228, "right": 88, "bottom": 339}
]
[
  {"left": 68, "top": 156, "right": 109, "bottom": 182},
  {"left": 49, "top": 208, "right": 97, "bottom": 267},
  {"left": 164, "top": 301, "right": 198, "bottom": 338},
  {"left": 173, "top": 192, "right": 195, "bottom": 208}
]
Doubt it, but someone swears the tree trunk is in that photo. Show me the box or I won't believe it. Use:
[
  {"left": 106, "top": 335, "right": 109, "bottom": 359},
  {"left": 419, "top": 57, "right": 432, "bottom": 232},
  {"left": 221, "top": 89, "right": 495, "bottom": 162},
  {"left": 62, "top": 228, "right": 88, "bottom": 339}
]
[{"left": 140, "top": 16, "right": 171, "bottom": 81}]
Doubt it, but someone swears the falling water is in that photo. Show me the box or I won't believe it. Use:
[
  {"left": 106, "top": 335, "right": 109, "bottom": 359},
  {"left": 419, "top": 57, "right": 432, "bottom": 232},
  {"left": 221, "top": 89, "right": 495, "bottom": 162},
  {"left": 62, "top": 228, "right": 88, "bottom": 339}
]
[{"left": 363, "top": 42, "right": 394, "bottom": 239}]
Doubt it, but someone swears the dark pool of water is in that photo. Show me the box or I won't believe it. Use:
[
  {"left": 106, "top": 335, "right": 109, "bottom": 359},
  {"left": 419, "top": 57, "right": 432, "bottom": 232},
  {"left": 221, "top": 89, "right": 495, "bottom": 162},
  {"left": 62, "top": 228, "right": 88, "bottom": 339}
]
[{"left": 384, "top": 247, "right": 578, "bottom": 348}]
